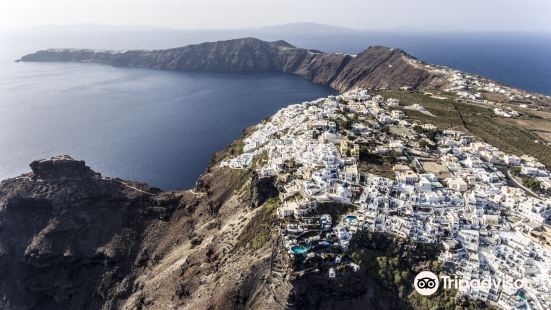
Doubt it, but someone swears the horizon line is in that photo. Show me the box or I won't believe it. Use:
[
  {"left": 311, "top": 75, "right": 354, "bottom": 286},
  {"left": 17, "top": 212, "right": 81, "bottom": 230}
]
[{"left": 2, "top": 22, "right": 550, "bottom": 35}]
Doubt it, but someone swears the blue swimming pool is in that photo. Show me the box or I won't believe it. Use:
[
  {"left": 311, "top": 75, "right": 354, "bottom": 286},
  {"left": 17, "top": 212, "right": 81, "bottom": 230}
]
[
  {"left": 291, "top": 244, "right": 312, "bottom": 254},
  {"left": 344, "top": 215, "right": 358, "bottom": 223}
]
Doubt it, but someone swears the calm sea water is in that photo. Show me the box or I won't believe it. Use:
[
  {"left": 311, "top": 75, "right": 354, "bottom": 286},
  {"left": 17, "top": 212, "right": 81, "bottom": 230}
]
[{"left": 0, "top": 61, "right": 335, "bottom": 189}]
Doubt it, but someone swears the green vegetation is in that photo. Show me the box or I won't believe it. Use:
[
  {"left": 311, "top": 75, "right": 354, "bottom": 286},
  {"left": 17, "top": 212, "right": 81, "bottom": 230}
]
[
  {"left": 360, "top": 150, "right": 384, "bottom": 164},
  {"left": 413, "top": 125, "right": 439, "bottom": 142},
  {"left": 338, "top": 118, "right": 353, "bottom": 130},
  {"left": 376, "top": 90, "right": 465, "bottom": 130},
  {"left": 376, "top": 90, "right": 551, "bottom": 168},
  {"left": 358, "top": 149, "right": 396, "bottom": 179},
  {"left": 456, "top": 104, "right": 551, "bottom": 167},
  {"left": 234, "top": 140, "right": 245, "bottom": 155},
  {"left": 419, "top": 139, "right": 434, "bottom": 151},
  {"left": 511, "top": 167, "right": 522, "bottom": 176},
  {"left": 236, "top": 197, "right": 279, "bottom": 251},
  {"left": 336, "top": 112, "right": 358, "bottom": 131},
  {"left": 524, "top": 176, "right": 542, "bottom": 192},
  {"left": 349, "top": 231, "right": 494, "bottom": 310}
]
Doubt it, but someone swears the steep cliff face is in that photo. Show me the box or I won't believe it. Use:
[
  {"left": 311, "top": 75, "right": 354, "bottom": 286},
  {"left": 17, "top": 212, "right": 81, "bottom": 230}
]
[
  {"left": 0, "top": 156, "right": 166, "bottom": 309},
  {"left": 328, "top": 46, "right": 441, "bottom": 91},
  {"left": 19, "top": 38, "right": 445, "bottom": 92},
  {"left": 0, "top": 152, "right": 290, "bottom": 310}
]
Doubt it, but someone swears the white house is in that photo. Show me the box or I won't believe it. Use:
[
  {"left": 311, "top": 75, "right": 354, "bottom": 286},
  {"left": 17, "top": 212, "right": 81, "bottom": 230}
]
[
  {"left": 447, "top": 177, "right": 468, "bottom": 192},
  {"left": 418, "top": 177, "right": 432, "bottom": 192},
  {"left": 503, "top": 154, "right": 521, "bottom": 166}
]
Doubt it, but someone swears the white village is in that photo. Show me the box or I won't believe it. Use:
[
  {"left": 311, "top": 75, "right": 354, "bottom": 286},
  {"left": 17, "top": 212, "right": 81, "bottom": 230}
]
[{"left": 222, "top": 88, "right": 551, "bottom": 310}]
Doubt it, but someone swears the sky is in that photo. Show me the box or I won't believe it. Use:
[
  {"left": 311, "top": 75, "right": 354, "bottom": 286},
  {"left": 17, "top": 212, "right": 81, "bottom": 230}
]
[{"left": 0, "top": 0, "right": 550, "bottom": 32}]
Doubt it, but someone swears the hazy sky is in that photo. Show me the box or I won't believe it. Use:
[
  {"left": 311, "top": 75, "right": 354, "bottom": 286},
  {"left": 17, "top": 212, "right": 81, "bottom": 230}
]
[{"left": 1, "top": 0, "right": 550, "bottom": 32}]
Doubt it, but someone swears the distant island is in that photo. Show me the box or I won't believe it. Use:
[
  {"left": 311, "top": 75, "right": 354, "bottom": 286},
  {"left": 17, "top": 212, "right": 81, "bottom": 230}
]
[
  {"left": 18, "top": 37, "right": 550, "bottom": 110},
  {"left": 19, "top": 37, "right": 439, "bottom": 92}
]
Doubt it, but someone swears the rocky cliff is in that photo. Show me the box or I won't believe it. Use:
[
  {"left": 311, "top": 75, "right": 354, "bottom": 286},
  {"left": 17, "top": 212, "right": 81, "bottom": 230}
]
[
  {"left": 19, "top": 37, "right": 447, "bottom": 92},
  {"left": 0, "top": 149, "right": 292, "bottom": 310},
  {"left": 0, "top": 156, "right": 164, "bottom": 309}
]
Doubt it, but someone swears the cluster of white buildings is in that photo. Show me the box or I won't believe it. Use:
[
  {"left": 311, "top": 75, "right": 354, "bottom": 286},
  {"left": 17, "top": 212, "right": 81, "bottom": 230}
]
[
  {"left": 222, "top": 89, "right": 551, "bottom": 309},
  {"left": 493, "top": 107, "right": 520, "bottom": 118},
  {"left": 404, "top": 103, "right": 430, "bottom": 114},
  {"left": 410, "top": 61, "right": 551, "bottom": 108},
  {"left": 445, "top": 70, "right": 521, "bottom": 102}
]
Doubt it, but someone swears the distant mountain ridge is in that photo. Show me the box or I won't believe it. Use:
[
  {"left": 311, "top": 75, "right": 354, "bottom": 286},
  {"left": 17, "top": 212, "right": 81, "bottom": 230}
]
[
  {"left": 19, "top": 37, "right": 447, "bottom": 92},
  {"left": 256, "top": 22, "right": 360, "bottom": 33}
]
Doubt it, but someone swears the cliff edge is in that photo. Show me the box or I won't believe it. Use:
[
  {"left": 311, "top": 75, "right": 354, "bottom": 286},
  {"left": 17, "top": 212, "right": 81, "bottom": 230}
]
[
  {"left": 19, "top": 38, "right": 447, "bottom": 92},
  {"left": 0, "top": 151, "right": 290, "bottom": 310}
]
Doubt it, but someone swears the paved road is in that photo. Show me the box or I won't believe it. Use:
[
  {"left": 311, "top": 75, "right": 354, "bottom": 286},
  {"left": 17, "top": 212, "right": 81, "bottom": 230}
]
[{"left": 103, "top": 177, "right": 156, "bottom": 195}]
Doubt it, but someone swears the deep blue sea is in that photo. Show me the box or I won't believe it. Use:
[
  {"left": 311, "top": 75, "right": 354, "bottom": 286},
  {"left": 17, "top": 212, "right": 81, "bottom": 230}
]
[
  {"left": 1, "top": 30, "right": 550, "bottom": 189},
  {"left": 0, "top": 61, "right": 334, "bottom": 189}
]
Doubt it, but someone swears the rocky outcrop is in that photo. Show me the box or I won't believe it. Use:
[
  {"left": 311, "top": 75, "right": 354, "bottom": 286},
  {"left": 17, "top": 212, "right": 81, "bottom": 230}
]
[
  {"left": 19, "top": 38, "right": 447, "bottom": 92},
  {"left": 0, "top": 156, "right": 168, "bottom": 309},
  {"left": 250, "top": 173, "right": 278, "bottom": 208},
  {"left": 29, "top": 155, "right": 98, "bottom": 179}
]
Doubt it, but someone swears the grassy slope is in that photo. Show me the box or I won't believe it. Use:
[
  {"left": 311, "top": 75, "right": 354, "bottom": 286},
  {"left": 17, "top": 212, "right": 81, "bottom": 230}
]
[
  {"left": 236, "top": 197, "right": 279, "bottom": 251},
  {"left": 376, "top": 90, "right": 551, "bottom": 167}
]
